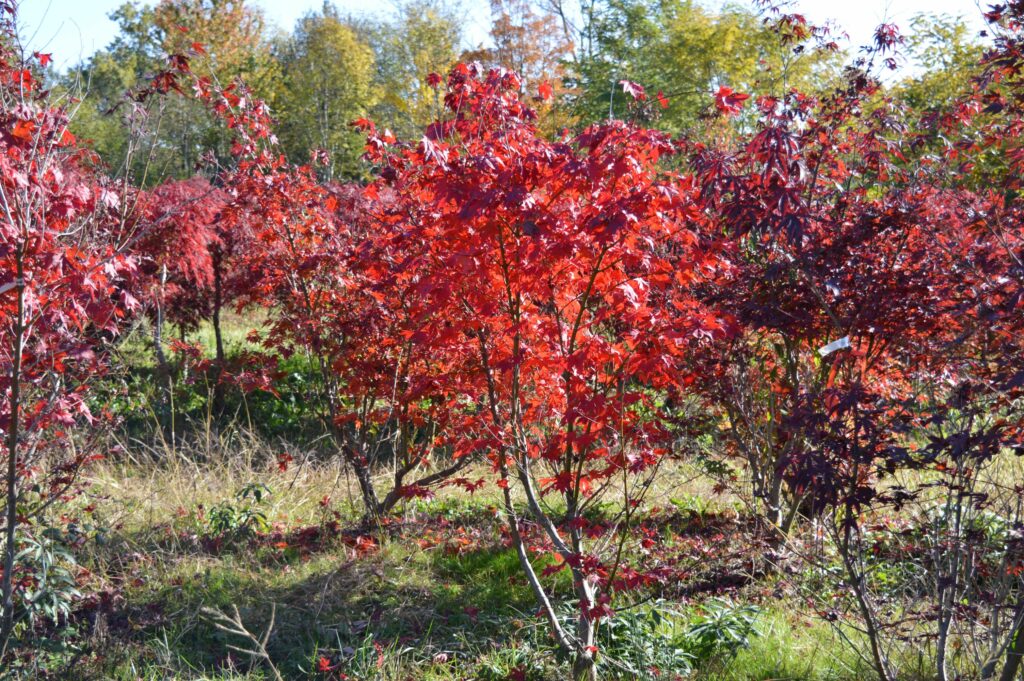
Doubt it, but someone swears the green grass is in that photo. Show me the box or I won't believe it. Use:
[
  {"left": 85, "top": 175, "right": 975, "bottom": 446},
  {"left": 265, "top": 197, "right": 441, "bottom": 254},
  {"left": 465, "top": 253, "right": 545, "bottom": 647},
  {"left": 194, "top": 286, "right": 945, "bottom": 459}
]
[
  {"left": 702, "top": 609, "right": 873, "bottom": 680},
  {"left": 53, "top": 358, "right": 975, "bottom": 681},
  {"left": 190, "top": 311, "right": 265, "bottom": 358}
]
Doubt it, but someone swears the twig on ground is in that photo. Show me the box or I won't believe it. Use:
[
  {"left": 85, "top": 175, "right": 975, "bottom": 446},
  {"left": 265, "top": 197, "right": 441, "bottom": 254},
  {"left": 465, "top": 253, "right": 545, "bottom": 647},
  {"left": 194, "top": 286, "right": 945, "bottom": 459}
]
[{"left": 201, "top": 602, "right": 283, "bottom": 681}]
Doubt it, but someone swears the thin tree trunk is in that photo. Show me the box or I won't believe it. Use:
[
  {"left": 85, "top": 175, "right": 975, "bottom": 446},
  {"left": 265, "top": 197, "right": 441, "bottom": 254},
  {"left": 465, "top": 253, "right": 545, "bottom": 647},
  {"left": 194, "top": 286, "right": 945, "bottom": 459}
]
[
  {"left": 152, "top": 266, "right": 170, "bottom": 377},
  {"left": 572, "top": 579, "right": 598, "bottom": 681},
  {"left": 572, "top": 652, "right": 598, "bottom": 681},
  {"left": 152, "top": 311, "right": 169, "bottom": 374},
  {"left": 567, "top": 468, "right": 598, "bottom": 681},
  {"left": 0, "top": 266, "right": 25, "bottom": 656},
  {"left": 994, "top": 601, "right": 1024, "bottom": 681},
  {"left": 152, "top": 264, "right": 172, "bottom": 437},
  {"left": 498, "top": 457, "right": 573, "bottom": 654},
  {"left": 841, "top": 516, "right": 895, "bottom": 681},
  {"left": 766, "top": 469, "right": 786, "bottom": 532},
  {"left": 211, "top": 254, "right": 225, "bottom": 414},
  {"left": 935, "top": 494, "right": 962, "bottom": 681},
  {"left": 151, "top": 273, "right": 175, "bottom": 447},
  {"left": 344, "top": 439, "right": 381, "bottom": 524}
]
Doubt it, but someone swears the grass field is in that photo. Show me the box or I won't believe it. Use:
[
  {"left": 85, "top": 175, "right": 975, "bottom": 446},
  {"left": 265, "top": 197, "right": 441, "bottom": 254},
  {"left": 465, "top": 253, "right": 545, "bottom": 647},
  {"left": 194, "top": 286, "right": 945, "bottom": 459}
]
[{"left": 33, "top": 432, "right": 896, "bottom": 681}]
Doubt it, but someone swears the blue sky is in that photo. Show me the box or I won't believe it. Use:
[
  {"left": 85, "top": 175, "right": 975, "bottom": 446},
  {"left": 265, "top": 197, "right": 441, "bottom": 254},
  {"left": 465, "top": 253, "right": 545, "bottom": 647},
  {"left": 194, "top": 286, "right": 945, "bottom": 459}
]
[{"left": 20, "top": 0, "right": 988, "bottom": 71}]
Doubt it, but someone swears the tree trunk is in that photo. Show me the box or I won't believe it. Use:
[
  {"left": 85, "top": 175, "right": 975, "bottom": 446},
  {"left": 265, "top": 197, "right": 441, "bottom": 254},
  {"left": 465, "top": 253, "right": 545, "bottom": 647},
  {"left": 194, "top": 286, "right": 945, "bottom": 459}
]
[
  {"left": 152, "top": 313, "right": 169, "bottom": 376},
  {"left": 995, "top": 602, "right": 1024, "bottom": 681},
  {"left": 497, "top": 459, "right": 573, "bottom": 656},
  {"left": 346, "top": 440, "right": 381, "bottom": 524},
  {"left": 573, "top": 651, "right": 598, "bottom": 681},
  {"left": 841, "top": 516, "right": 895, "bottom": 681},
  {"left": 766, "top": 471, "right": 785, "bottom": 530},
  {"left": 152, "top": 264, "right": 173, "bottom": 441},
  {"left": 353, "top": 466, "right": 379, "bottom": 519},
  {"left": 573, "top": 582, "right": 599, "bottom": 681},
  {"left": 0, "top": 269, "right": 24, "bottom": 657},
  {"left": 211, "top": 253, "right": 226, "bottom": 414},
  {"left": 152, "top": 273, "right": 169, "bottom": 379}
]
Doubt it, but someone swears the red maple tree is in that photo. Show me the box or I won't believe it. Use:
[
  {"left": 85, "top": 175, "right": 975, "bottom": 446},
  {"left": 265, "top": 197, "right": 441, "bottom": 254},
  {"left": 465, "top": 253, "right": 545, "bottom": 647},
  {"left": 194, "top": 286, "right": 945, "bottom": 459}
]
[
  {"left": 0, "top": 11, "right": 139, "bottom": 651},
  {"left": 363, "top": 64, "right": 729, "bottom": 679}
]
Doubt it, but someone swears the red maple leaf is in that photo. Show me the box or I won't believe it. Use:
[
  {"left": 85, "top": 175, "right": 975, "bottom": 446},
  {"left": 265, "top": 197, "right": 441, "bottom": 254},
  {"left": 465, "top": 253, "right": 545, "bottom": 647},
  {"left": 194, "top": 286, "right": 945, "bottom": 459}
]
[
  {"left": 276, "top": 452, "right": 294, "bottom": 472},
  {"left": 11, "top": 119, "right": 34, "bottom": 142},
  {"left": 619, "top": 79, "right": 647, "bottom": 101},
  {"left": 713, "top": 85, "right": 749, "bottom": 116}
]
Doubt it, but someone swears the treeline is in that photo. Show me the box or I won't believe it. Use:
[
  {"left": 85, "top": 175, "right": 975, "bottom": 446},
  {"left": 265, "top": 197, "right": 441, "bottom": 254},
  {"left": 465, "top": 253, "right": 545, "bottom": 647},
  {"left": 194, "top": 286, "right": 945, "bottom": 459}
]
[{"left": 58, "top": 0, "right": 982, "bottom": 184}]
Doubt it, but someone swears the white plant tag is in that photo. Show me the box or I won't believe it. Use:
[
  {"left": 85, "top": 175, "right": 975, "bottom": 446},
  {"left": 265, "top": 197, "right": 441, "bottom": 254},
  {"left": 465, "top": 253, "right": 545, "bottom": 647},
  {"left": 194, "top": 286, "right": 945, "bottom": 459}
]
[
  {"left": 0, "top": 280, "right": 22, "bottom": 295},
  {"left": 818, "top": 336, "right": 850, "bottom": 357}
]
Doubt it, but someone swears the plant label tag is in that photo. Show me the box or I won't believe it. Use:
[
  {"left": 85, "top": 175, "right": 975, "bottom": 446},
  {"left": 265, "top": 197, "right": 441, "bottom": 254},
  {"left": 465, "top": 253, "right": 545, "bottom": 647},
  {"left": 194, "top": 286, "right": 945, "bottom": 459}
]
[
  {"left": 0, "top": 280, "right": 23, "bottom": 295},
  {"left": 818, "top": 336, "right": 850, "bottom": 356}
]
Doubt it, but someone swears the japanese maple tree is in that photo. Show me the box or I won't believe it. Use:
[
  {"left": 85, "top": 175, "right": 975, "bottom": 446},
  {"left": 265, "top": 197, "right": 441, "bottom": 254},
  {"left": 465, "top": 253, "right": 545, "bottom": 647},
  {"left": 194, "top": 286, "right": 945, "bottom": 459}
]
[
  {"left": 684, "top": 9, "right": 1024, "bottom": 680},
  {"left": 685, "top": 14, "right": 954, "bottom": 534},
  {"left": 135, "top": 177, "right": 228, "bottom": 367},
  {"left": 0, "top": 6, "right": 138, "bottom": 656},
  {"left": 236, "top": 169, "right": 473, "bottom": 519},
  {"left": 147, "top": 51, "right": 474, "bottom": 520},
  {"left": 364, "top": 64, "right": 728, "bottom": 679}
]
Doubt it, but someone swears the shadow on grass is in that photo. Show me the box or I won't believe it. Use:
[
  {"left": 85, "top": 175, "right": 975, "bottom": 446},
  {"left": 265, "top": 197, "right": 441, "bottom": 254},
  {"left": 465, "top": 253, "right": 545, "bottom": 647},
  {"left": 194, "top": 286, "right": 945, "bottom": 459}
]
[
  {"left": 71, "top": 528, "right": 564, "bottom": 680},
  {"left": 67, "top": 506, "right": 868, "bottom": 681}
]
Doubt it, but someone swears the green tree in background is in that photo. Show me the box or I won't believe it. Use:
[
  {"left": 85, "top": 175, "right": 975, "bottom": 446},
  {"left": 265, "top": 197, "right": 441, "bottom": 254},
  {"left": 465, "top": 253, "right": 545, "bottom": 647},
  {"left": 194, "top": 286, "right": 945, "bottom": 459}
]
[
  {"left": 368, "top": 0, "right": 462, "bottom": 139},
  {"left": 154, "top": 0, "right": 280, "bottom": 176},
  {"left": 68, "top": 0, "right": 277, "bottom": 183},
  {"left": 569, "top": 0, "right": 835, "bottom": 130},
  {"left": 64, "top": 3, "right": 162, "bottom": 179},
  {"left": 889, "top": 13, "right": 1001, "bottom": 188},
  {"left": 61, "top": 0, "right": 857, "bottom": 176},
  {"left": 276, "top": 3, "right": 377, "bottom": 180},
  {"left": 898, "top": 13, "right": 984, "bottom": 113}
]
